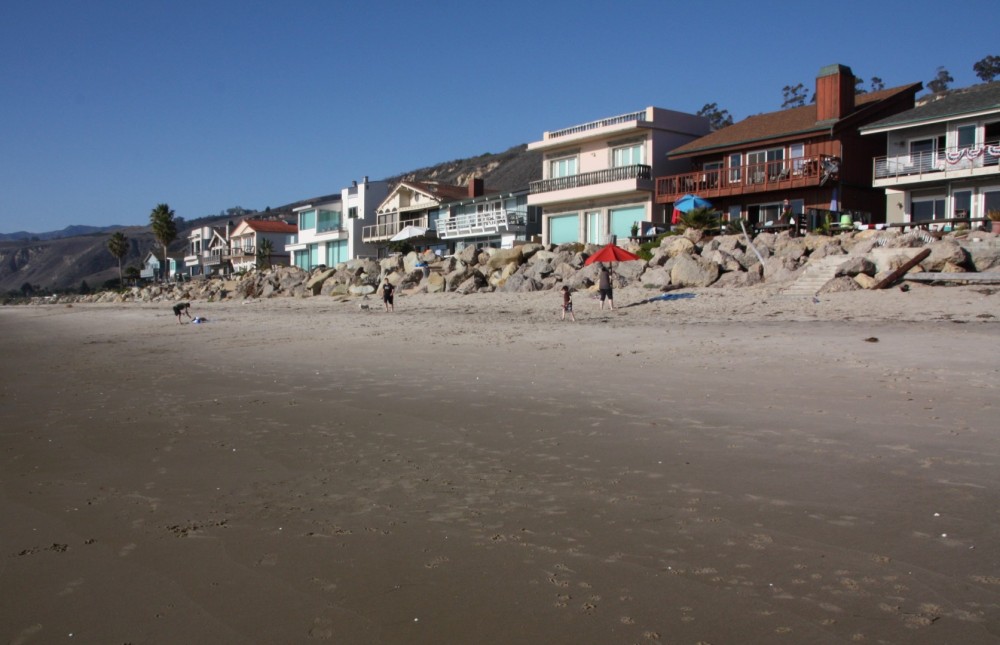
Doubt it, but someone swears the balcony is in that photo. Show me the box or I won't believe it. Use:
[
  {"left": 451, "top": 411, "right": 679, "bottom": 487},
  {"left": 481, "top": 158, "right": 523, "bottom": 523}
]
[
  {"left": 227, "top": 245, "right": 255, "bottom": 259},
  {"left": 655, "top": 155, "right": 835, "bottom": 203},
  {"left": 528, "top": 165, "right": 652, "bottom": 206},
  {"left": 872, "top": 142, "right": 1000, "bottom": 186},
  {"left": 546, "top": 110, "right": 648, "bottom": 140},
  {"left": 438, "top": 210, "right": 526, "bottom": 239},
  {"left": 362, "top": 216, "right": 429, "bottom": 242}
]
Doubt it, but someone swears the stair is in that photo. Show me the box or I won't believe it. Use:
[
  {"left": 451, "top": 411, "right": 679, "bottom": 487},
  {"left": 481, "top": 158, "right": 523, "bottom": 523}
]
[{"left": 781, "top": 256, "right": 848, "bottom": 296}]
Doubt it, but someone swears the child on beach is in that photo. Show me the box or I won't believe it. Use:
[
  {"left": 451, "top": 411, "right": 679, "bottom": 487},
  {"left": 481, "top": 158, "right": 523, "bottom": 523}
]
[
  {"left": 561, "top": 286, "right": 575, "bottom": 322},
  {"left": 382, "top": 278, "right": 395, "bottom": 312}
]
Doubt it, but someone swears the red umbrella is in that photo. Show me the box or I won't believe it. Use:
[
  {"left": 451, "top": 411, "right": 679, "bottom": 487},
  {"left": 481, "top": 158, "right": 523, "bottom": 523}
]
[{"left": 584, "top": 243, "right": 640, "bottom": 266}]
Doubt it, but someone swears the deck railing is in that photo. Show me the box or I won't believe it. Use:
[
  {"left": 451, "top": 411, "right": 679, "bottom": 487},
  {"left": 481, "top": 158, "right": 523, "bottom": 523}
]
[
  {"left": 437, "top": 210, "right": 525, "bottom": 238},
  {"left": 530, "top": 164, "right": 651, "bottom": 194},
  {"left": 873, "top": 141, "right": 1000, "bottom": 180},
  {"left": 656, "top": 155, "right": 835, "bottom": 202},
  {"left": 362, "top": 215, "right": 429, "bottom": 240},
  {"left": 547, "top": 110, "right": 648, "bottom": 139}
]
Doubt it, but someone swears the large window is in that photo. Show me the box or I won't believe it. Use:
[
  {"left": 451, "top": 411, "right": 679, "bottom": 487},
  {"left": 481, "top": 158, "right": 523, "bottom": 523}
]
[
  {"left": 326, "top": 240, "right": 347, "bottom": 266},
  {"left": 911, "top": 196, "right": 945, "bottom": 221},
  {"left": 790, "top": 143, "right": 805, "bottom": 174},
  {"left": 984, "top": 187, "right": 1000, "bottom": 216},
  {"left": 549, "top": 155, "right": 578, "bottom": 179},
  {"left": 611, "top": 143, "right": 643, "bottom": 167},
  {"left": 298, "top": 209, "right": 316, "bottom": 231},
  {"left": 953, "top": 190, "right": 972, "bottom": 218},
  {"left": 317, "top": 209, "right": 342, "bottom": 232},
  {"left": 610, "top": 206, "right": 644, "bottom": 241},
  {"left": 746, "top": 148, "right": 784, "bottom": 182},
  {"left": 549, "top": 213, "right": 579, "bottom": 245}
]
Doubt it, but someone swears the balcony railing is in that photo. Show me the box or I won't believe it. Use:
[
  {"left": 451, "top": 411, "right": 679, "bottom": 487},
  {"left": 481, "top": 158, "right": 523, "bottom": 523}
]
[
  {"left": 547, "top": 110, "right": 648, "bottom": 139},
  {"left": 529, "top": 164, "right": 651, "bottom": 194},
  {"left": 362, "top": 215, "right": 429, "bottom": 241},
  {"left": 656, "top": 155, "right": 836, "bottom": 203},
  {"left": 873, "top": 142, "right": 1000, "bottom": 181},
  {"left": 437, "top": 210, "right": 526, "bottom": 238},
  {"left": 227, "top": 245, "right": 254, "bottom": 257}
]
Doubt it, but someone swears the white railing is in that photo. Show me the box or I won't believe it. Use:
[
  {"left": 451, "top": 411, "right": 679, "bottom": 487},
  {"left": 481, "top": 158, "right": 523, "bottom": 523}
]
[
  {"left": 547, "top": 110, "right": 648, "bottom": 139},
  {"left": 437, "top": 210, "right": 525, "bottom": 238},
  {"left": 874, "top": 142, "right": 1000, "bottom": 180},
  {"left": 362, "top": 215, "right": 428, "bottom": 240}
]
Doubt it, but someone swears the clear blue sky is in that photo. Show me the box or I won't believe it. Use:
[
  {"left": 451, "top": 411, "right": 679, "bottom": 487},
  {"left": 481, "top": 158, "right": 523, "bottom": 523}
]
[{"left": 1, "top": 0, "right": 994, "bottom": 233}]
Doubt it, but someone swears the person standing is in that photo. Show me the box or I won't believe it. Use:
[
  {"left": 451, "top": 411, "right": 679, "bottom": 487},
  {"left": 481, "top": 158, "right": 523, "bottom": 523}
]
[
  {"left": 597, "top": 264, "right": 614, "bottom": 310},
  {"left": 381, "top": 278, "right": 395, "bottom": 312},
  {"left": 560, "top": 285, "right": 575, "bottom": 322}
]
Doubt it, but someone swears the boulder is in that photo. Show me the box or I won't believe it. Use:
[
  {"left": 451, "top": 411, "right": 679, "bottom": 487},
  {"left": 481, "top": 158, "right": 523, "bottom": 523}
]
[
  {"left": 712, "top": 266, "right": 763, "bottom": 288},
  {"left": 819, "top": 276, "right": 862, "bottom": 293},
  {"left": 660, "top": 236, "right": 696, "bottom": 258},
  {"left": 921, "top": 240, "right": 969, "bottom": 271},
  {"left": 306, "top": 268, "right": 336, "bottom": 295},
  {"left": 670, "top": 254, "right": 720, "bottom": 287},
  {"left": 852, "top": 273, "right": 878, "bottom": 289},
  {"left": 639, "top": 266, "right": 672, "bottom": 289},
  {"left": 426, "top": 272, "right": 446, "bottom": 293},
  {"left": 964, "top": 240, "right": 1000, "bottom": 271},
  {"left": 835, "top": 256, "right": 876, "bottom": 277},
  {"left": 486, "top": 247, "right": 524, "bottom": 271}
]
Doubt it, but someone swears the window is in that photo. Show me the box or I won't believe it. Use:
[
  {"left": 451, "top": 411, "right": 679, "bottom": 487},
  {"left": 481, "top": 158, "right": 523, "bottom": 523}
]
[
  {"left": 586, "top": 211, "right": 602, "bottom": 244},
  {"left": 298, "top": 209, "right": 316, "bottom": 230},
  {"left": 549, "top": 213, "right": 580, "bottom": 244},
  {"left": 702, "top": 161, "right": 722, "bottom": 189},
  {"left": 348, "top": 206, "right": 358, "bottom": 219},
  {"left": 549, "top": 155, "right": 578, "bottom": 178},
  {"left": 984, "top": 188, "right": 1000, "bottom": 216},
  {"left": 728, "top": 153, "right": 742, "bottom": 183},
  {"left": 746, "top": 148, "right": 783, "bottom": 182},
  {"left": 612, "top": 143, "right": 643, "bottom": 167},
  {"left": 910, "top": 136, "right": 946, "bottom": 172},
  {"left": 953, "top": 190, "right": 972, "bottom": 218},
  {"left": 911, "top": 197, "right": 945, "bottom": 221},
  {"left": 610, "top": 206, "right": 644, "bottom": 241},
  {"left": 956, "top": 124, "right": 977, "bottom": 149},
  {"left": 790, "top": 143, "right": 805, "bottom": 174}
]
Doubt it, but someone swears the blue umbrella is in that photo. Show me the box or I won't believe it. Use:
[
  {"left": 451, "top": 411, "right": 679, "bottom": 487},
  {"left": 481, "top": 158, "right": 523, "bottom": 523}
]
[{"left": 673, "top": 194, "right": 712, "bottom": 213}]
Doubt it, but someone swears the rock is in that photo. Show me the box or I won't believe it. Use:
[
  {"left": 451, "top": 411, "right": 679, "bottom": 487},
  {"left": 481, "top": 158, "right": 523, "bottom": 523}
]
[
  {"left": 963, "top": 239, "right": 1000, "bottom": 271},
  {"left": 306, "top": 268, "right": 336, "bottom": 295},
  {"left": 349, "top": 284, "right": 376, "bottom": 296},
  {"left": 819, "top": 276, "right": 862, "bottom": 293},
  {"left": 639, "top": 266, "right": 672, "bottom": 289},
  {"left": 853, "top": 273, "right": 878, "bottom": 289},
  {"left": 709, "top": 249, "right": 743, "bottom": 272},
  {"left": 762, "top": 256, "right": 801, "bottom": 284},
  {"left": 835, "top": 256, "right": 876, "bottom": 277},
  {"left": 921, "top": 240, "right": 969, "bottom": 271},
  {"left": 486, "top": 247, "right": 524, "bottom": 271},
  {"left": 670, "top": 254, "right": 720, "bottom": 287},
  {"left": 426, "top": 272, "right": 446, "bottom": 293},
  {"left": 660, "top": 236, "right": 696, "bottom": 258}
]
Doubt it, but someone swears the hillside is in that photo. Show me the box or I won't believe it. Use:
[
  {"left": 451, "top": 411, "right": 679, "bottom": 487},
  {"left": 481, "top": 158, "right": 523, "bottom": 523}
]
[{"left": 0, "top": 144, "right": 541, "bottom": 294}]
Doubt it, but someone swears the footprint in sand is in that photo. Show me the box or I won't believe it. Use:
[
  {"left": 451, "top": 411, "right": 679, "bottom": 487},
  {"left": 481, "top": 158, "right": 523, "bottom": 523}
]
[{"left": 119, "top": 543, "right": 136, "bottom": 557}]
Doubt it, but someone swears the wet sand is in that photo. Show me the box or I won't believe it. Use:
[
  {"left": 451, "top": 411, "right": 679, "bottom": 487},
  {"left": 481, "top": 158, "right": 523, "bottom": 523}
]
[{"left": 2, "top": 286, "right": 999, "bottom": 643}]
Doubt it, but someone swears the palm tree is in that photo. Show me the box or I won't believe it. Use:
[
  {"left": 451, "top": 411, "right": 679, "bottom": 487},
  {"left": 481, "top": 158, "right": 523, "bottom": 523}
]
[
  {"left": 107, "top": 231, "right": 128, "bottom": 289},
  {"left": 149, "top": 203, "right": 177, "bottom": 281},
  {"left": 256, "top": 238, "right": 273, "bottom": 270},
  {"left": 678, "top": 207, "right": 720, "bottom": 232}
]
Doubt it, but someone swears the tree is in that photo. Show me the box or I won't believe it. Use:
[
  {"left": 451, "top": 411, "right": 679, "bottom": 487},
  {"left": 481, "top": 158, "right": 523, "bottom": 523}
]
[
  {"left": 107, "top": 231, "right": 128, "bottom": 289},
  {"left": 927, "top": 66, "right": 953, "bottom": 94},
  {"left": 256, "top": 238, "right": 273, "bottom": 269},
  {"left": 20, "top": 282, "right": 34, "bottom": 297},
  {"left": 973, "top": 55, "right": 1000, "bottom": 82},
  {"left": 79, "top": 280, "right": 92, "bottom": 295},
  {"left": 696, "top": 103, "right": 733, "bottom": 131},
  {"left": 149, "top": 203, "right": 177, "bottom": 281},
  {"left": 781, "top": 83, "right": 808, "bottom": 109},
  {"left": 869, "top": 76, "right": 885, "bottom": 92}
]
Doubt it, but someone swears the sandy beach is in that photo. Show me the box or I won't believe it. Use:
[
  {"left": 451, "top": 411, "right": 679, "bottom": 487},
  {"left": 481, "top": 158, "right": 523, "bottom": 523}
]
[{"left": 2, "top": 284, "right": 999, "bottom": 644}]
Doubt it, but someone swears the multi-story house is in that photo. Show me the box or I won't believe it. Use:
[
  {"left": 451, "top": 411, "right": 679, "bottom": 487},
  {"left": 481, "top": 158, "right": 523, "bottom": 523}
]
[
  {"left": 526, "top": 107, "right": 710, "bottom": 246},
  {"left": 362, "top": 180, "right": 471, "bottom": 256},
  {"left": 183, "top": 224, "right": 230, "bottom": 277},
  {"left": 434, "top": 179, "right": 541, "bottom": 252},
  {"left": 860, "top": 82, "right": 1000, "bottom": 226},
  {"left": 286, "top": 178, "right": 391, "bottom": 270},
  {"left": 140, "top": 250, "right": 184, "bottom": 281},
  {"left": 227, "top": 218, "right": 297, "bottom": 272},
  {"left": 656, "top": 65, "right": 922, "bottom": 229}
]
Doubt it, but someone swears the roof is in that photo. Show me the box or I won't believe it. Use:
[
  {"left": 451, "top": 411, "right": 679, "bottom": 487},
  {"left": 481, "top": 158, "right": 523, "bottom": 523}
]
[
  {"left": 670, "top": 83, "right": 922, "bottom": 158},
  {"left": 241, "top": 219, "right": 297, "bottom": 234},
  {"left": 861, "top": 82, "right": 1000, "bottom": 132},
  {"left": 402, "top": 180, "right": 476, "bottom": 203}
]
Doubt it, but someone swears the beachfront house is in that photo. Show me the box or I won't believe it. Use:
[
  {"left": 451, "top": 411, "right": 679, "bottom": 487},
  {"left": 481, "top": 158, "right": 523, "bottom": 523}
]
[
  {"left": 286, "top": 178, "right": 390, "bottom": 270},
  {"left": 434, "top": 179, "right": 541, "bottom": 252},
  {"left": 656, "top": 65, "right": 922, "bottom": 231},
  {"left": 860, "top": 82, "right": 1000, "bottom": 228},
  {"left": 362, "top": 180, "right": 471, "bottom": 257},
  {"left": 526, "top": 106, "right": 710, "bottom": 246},
  {"left": 227, "top": 218, "right": 297, "bottom": 272},
  {"left": 140, "top": 250, "right": 183, "bottom": 281},
  {"left": 183, "top": 224, "right": 231, "bottom": 277}
]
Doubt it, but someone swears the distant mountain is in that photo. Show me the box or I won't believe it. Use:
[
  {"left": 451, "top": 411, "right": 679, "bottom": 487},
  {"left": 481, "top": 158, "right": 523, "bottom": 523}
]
[
  {"left": 0, "top": 224, "right": 130, "bottom": 242},
  {"left": 0, "top": 144, "right": 541, "bottom": 294}
]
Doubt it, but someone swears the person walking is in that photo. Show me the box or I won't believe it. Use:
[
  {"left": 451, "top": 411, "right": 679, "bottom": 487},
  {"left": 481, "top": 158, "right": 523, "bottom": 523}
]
[
  {"left": 381, "top": 278, "right": 395, "bottom": 312},
  {"left": 597, "top": 264, "right": 614, "bottom": 310},
  {"left": 560, "top": 285, "right": 575, "bottom": 322}
]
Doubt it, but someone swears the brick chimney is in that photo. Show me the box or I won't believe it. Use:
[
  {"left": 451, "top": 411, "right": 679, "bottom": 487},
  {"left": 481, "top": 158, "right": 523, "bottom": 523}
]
[
  {"left": 815, "top": 64, "right": 855, "bottom": 122},
  {"left": 468, "top": 177, "right": 484, "bottom": 198}
]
